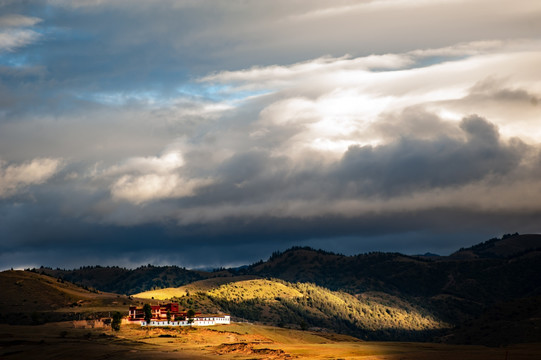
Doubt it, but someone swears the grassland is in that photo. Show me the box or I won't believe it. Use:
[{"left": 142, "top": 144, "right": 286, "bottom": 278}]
[{"left": 1, "top": 322, "right": 540, "bottom": 360}]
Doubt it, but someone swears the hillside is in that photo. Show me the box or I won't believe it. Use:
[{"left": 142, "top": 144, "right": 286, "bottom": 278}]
[
  {"left": 22, "top": 233, "right": 541, "bottom": 345},
  {"left": 38, "top": 264, "right": 208, "bottom": 295},
  {"left": 450, "top": 233, "right": 541, "bottom": 259},
  {"left": 135, "top": 277, "right": 449, "bottom": 341},
  {"left": 240, "top": 237, "right": 541, "bottom": 321},
  {"left": 36, "top": 235, "right": 541, "bottom": 305},
  {"left": 446, "top": 295, "right": 541, "bottom": 346},
  {"left": 0, "top": 270, "right": 142, "bottom": 325},
  {"left": 134, "top": 275, "right": 261, "bottom": 300}
]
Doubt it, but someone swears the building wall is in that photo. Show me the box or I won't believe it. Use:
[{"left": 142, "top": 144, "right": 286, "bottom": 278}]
[{"left": 140, "top": 315, "right": 230, "bottom": 327}]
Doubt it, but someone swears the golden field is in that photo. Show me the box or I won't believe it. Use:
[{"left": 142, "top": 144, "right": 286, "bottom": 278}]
[{"left": 1, "top": 321, "right": 540, "bottom": 360}]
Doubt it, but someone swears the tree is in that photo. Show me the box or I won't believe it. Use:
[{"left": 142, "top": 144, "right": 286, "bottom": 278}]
[
  {"left": 166, "top": 310, "right": 171, "bottom": 323},
  {"left": 143, "top": 304, "right": 152, "bottom": 323},
  {"left": 112, "top": 312, "right": 122, "bottom": 331},
  {"left": 187, "top": 309, "right": 195, "bottom": 325}
]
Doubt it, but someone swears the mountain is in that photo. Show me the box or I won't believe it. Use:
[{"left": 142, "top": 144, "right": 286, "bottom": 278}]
[
  {"left": 12, "top": 233, "right": 541, "bottom": 345},
  {"left": 241, "top": 236, "right": 541, "bottom": 322}
]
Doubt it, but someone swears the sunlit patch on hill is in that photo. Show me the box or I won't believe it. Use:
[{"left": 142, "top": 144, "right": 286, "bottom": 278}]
[
  {"left": 132, "top": 276, "right": 448, "bottom": 340},
  {"left": 207, "top": 279, "right": 304, "bottom": 301}
]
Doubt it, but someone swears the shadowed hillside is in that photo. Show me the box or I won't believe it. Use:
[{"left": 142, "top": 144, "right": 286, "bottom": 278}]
[
  {"left": 446, "top": 295, "right": 541, "bottom": 346},
  {"left": 450, "top": 233, "right": 541, "bottom": 259},
  {"left": 240, "top": 236, "right": 541, "bottom": 322},
  {"left": 0, "top": 270, "right": 142, "bottom": 325},
  {"left": 38, "top": 264, "right": 209, "bottom": 295}
]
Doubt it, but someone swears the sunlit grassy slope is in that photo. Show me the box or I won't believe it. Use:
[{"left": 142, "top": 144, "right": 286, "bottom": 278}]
[
  {"left": 134, "top": 277, "right": 448, "bottom": 340},
  {"left": 134, "top": 275, "right": 260, "bottom": 300},
  {"left": 207, "top": 278, "right": 303, "bottom": 301}
]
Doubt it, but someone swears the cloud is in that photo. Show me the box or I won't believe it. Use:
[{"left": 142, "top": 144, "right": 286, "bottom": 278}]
[
  {"left": 0, "top": 14, "right": 42, "bottom": 28},
  {"left": 106, "top": 151, "right": 213, "bottom": 205},
  {"left": 105, "top": 151, "right": 185, "bottom": 176},
  {"left": 337, "top": 115, "right": 524, "bottom": 197},
  {"left": 1, "top": 1, "right": 541, "bottom": 269},
  {"left": 111, "top": 173, "right": 212, "bottom": 205},
  {"left": 0, "top": 158, "right": 63, "bottom": 198},
  {"left": 0, "top": 14, "right": 42, "bottom": 53},
  {"left": 289, "top": 0, "right": 464, "bottom": 21},
  {"left": 0, "top": 28, "right": 41, "bottom": 52}
]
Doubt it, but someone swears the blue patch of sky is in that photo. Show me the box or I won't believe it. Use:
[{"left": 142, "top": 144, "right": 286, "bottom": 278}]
[
  {"left": 35, "top": 25, "right": 93, "bottom": 42},
  {"left": 0, "top": 53, "right": 31, "bottom": 67},
  {"left": 177, "top": 83, "right": 272, "bottom": 103},
  {"left": 74, "top": 90, "right": 166, "bottom": 107},
  {"left": 75, "top": 82, "right": 272, "bottom": 107},
  {"left": 412, "top": 55, "right": 470, "bottom": 68}
]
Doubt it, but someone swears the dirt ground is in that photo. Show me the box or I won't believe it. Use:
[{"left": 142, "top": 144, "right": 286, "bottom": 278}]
[{"left": 1, "top": 322, "right": 540, "bottom": 360}]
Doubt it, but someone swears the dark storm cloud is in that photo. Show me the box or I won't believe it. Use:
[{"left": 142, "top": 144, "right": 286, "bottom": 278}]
[
  {"left": 180, "top": 115, "right": 527, "bottom": 208},
  {"left": 337, "top": 116, "right": 524, "bottom": 196}
]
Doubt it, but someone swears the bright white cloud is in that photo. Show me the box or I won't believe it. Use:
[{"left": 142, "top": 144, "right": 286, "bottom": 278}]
[
  {"left": 107, "top": 151, "right": 212, "bottom": 205},
  {"left": 201, "top": 54, "right": 413, "bottom": 89},
  {"left": 203, "top": 41, "right": 541, "bottom": 158},
  {"left": 0, "top": 158, "right": 63, "bottom": 198},
  {"left": 290, "top": 0, "right": 463, "bottom": 21},
  {"left": 111, "top": 173, "right": 211, "bottom": 205},
  {"left": 104, "top": 151, "right": 184, "bottom": 177}
]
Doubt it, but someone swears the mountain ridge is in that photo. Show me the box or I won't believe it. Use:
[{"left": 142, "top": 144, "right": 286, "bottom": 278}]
[{"left": 9, "top": 233, "right": 541, "bottom": 345}]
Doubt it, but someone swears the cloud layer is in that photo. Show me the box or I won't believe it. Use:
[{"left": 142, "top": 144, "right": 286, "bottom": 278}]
[{"left": 1, "top": 0, "right": 541, "bottom": 269}]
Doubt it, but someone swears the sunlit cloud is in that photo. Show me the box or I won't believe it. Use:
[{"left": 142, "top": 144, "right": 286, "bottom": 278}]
[
  {"left": 111, "top": 173, "right": 212, "bottom": 205},
  {"left": 0, "top": 158, "right": 63, "bottom": 198},
  {"left": 106, "top": 151, "right": 213, "bottom": 205},
  {"left": 289, "top": 0, "right": 463, "bottom": 21}
]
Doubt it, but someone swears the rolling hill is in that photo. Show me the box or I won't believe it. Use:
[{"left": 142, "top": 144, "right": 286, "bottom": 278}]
[
  {"left": 240, "top": 235, "right": 541, "bottom": 323},
  {"left": 134, "top": 277, "right": 449, "bottom": 341},
  {"left": 0, "top": 270, "right": 143, "bottom": 325},
  {"left": 8, "top": 233, "right": 540, "bottom": 345},
  {"left": 450, "top": 233, "right": 541, "bottom": 259},
  {"left": 37, "top": 264, "right": 207, "bottom": 295}
]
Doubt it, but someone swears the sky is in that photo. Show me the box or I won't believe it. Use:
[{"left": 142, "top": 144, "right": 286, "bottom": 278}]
[{"left": 1, "top": 0, "right": 541, "bottom": 270}]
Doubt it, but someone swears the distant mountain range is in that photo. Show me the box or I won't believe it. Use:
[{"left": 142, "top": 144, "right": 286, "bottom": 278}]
[{"left": 5, "top": 233, "right": 541, "bottom": 345}]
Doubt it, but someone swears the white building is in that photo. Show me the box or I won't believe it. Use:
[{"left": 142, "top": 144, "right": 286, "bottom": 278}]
[{"left": 141, "top": 314, "right": 230, "bottom": 327}]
